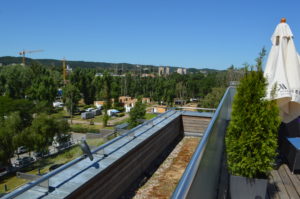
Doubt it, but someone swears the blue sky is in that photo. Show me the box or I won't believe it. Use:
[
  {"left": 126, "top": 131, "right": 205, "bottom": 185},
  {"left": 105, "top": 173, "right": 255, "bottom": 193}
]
[{"left": 1, "top": 0, "right": 300, "bottom": 70}]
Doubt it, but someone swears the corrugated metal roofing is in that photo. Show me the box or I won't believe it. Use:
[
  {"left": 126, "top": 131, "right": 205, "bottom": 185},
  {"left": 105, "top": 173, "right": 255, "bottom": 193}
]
[
  {"left": 8, "top": 110, "right": 186, "bottom": 199},
  {"left": 181, "top": 110, "right": 214, "bottom": 118}
]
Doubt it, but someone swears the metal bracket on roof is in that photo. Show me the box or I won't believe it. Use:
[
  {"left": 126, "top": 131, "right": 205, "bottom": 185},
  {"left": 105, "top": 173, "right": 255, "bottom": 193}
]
[
  {"left": 80, "top": 140, "right": 94, "bottom": 161},
  {"left": 96, "top": 149, "right": 108, "bottom": 157},
  {"left": 147, "top": 121, "right": 155, "bottom": 127},
  {"left": 127, "top": 132, "right": 136, "bottom": 139}
]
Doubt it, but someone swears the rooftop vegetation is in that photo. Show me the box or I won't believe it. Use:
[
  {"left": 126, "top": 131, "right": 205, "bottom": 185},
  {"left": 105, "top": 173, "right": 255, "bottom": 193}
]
[{"left": 225, "top": 49, "right": 281, "bottom": 178}]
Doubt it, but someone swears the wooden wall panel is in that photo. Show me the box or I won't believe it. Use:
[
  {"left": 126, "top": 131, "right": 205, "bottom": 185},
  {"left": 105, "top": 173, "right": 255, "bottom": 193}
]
[{"left": 67, "top": 116, "right": 184, "bottom": 199}]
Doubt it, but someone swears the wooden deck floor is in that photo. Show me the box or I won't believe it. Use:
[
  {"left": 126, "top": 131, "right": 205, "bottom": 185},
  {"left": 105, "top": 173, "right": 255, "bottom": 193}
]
[{"left": 268, "top": 164, "right": 300, "bottom": 199}]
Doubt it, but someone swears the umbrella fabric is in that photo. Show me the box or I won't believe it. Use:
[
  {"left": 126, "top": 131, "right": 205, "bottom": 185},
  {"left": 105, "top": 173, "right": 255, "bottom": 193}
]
[{"left": 264, "top": 22, "right": 300, "bottom": 123}]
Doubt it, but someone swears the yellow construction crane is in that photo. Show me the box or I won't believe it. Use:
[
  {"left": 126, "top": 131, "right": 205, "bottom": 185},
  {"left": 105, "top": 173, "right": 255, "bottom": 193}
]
[{"left": 18, "top": 49, "right": 44, "bottom": 65}]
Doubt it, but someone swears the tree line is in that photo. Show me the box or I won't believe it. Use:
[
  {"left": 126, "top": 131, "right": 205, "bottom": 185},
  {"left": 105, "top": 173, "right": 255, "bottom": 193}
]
[
  {"left": 0, "top": 61, "right": 244, "bottom": 166},
  {"left": 0, "top": 63, "right": 68, "bottom": 167}
]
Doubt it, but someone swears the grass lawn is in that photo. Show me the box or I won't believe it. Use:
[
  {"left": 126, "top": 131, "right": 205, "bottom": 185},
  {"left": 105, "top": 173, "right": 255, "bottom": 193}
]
[
  {"left": 71, "top": 114, "right": 105, "bottom": 123},
  {"left": 112, "top": 113, "right": 156, "bottom": 128},
  {"left": 72, "top": 114, "right": 127, "bottom": 123},
  {"left": 52, "top": 109, "right": 129, "bottom": 124},
  {"left": 70, "top": 123, "right": 115, "bottom": 133},
  {"left": 86, "top": 138, "right": 105, "bottom": 147},
  {"left": 113, "top": 117, "right": 130, "bottom": 126},
  {"left": 70, "top": 123, "right": 101, "bottom": 133},
  {"left": 0, "top": 138, "right": 104, "bottom": 194},
  {"left": 51, "top": 109, "right": 70, "bottom": 118},
  {"left": 145, "top": 113, "right": 157, "bottom": 120}
]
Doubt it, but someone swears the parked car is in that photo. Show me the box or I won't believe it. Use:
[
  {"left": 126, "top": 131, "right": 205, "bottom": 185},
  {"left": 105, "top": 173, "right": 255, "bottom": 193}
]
[
  {"left": 85, "top": 108, "right": 95, "bottom": 112},
  {"left": 91, "top": 109, "right": 101, "bottom": 116},
  {"left": 16, "top": 146, "right": 28, "bottom": 155},
  {"left": 15, "top": 156, "right": 34, "bottom": 167},
  {"left": 95, "top": 104, "right": 102, "bottom": 110},
  {"left": 57, "top": 141, "right": 72, "bottom": 150},
  {"left": 107, "top": 109, "right": 120, "bottom": 117},
  {"left": 33, "top": 151, "right": 49, "bottom": 158},
  {"left": 53, "top": 101, "right": 64, "bottom": 108},
  {"left": 52, "top": 134, "right": 71, "bottom": 149},
  {"left": 0, "top": 167, "right": 6, "bottom": 173},
  {"left": 74, "top": 108, "right": 84, "bottom": 115},
  {"left": 81, "top": 111, "right": 94, "bottom": 119}
]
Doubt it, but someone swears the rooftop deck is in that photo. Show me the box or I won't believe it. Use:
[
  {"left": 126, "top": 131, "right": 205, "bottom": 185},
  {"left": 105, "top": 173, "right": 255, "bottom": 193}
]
[
  {"left": 172, "top": 87, "right": 300, "bottom": 199},
  {"left": 268, "top": 164, "right": 300, "bottom": 199},
  {"left": 4, "top": 86, "right": 299, "bottom": 199}
]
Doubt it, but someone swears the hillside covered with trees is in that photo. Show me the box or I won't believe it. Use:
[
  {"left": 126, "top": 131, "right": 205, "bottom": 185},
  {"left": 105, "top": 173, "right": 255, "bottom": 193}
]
[{"left": 0, "top": 56, "right": 218, "bottom": 74}]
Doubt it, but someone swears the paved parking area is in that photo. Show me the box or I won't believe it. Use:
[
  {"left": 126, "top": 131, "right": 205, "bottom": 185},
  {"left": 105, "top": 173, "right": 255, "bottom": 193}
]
[{"left": 10, "top": 132, "right": 86, "bottom": 167}]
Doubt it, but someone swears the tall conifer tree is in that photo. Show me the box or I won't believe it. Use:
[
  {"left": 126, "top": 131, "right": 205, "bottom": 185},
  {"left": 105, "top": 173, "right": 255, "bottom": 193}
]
[{"left": 225, "top": 49, "right": 281, "bottom": 178}]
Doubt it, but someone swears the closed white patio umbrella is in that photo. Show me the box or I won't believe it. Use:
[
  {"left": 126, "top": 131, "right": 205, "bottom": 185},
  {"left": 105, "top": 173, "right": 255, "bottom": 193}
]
[{"left": 264, "top": 18, "right": 300, "bottom": 123}]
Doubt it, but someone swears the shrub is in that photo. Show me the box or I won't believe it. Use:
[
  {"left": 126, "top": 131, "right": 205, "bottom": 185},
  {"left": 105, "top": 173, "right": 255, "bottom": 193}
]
[
  {"left": 102, "top": 114, "right": 109, "bottom": 127},
  {"left": 118, "top": 112, "right": 125, "bottom": 117},
  {"left": 225, "top": 49, "right": 281, "bottom": 179},
  {"left": 129, "top": 97, "right": 146, "bottom": 128},
  {"left": 70, "top": 125, "right": 99, "bottom": 133}
]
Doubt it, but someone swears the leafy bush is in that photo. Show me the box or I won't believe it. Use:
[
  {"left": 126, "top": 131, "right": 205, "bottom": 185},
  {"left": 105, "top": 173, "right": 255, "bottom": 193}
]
[
  {"left": 115, "top": 106, "right": 125, "bottom": 112},
  {"left": 102, "top": 114, "right": 109, "bottom": 127},
  {"left": 118, "top": 112, "right": 125, "bottom": 117},
  {"left": 225, "top": 49, "right": 281, "bottom": 179},
  {"left": 129, "top": 97, "right": 146, "bottom": 128},
  {"left": 70, "top": 125, "right": 99, "bottom": 133},
  {"left": 197, "top": 87, "right": 226, "bottom": 109}
]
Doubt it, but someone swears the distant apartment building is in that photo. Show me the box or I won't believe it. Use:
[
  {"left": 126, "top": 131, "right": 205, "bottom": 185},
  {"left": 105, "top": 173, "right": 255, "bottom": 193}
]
[
  {"left": 158, "top": 67, "right": 164, "bottom": 76},
  {"left": 165, "top": 67, "right": 170, "bottom": 75},
  {"left": 176, "top": 68, "right": 187, "bottom": 75},
  {"left": 158, "top": 66, "right": 170, "bottom": 76}
]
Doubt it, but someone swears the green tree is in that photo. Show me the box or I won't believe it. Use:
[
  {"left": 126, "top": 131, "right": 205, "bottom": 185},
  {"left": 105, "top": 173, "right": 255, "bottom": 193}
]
[
  {"left": 24, "top": 114, "right": 70, "bottom": 153},
  {"left": 0, "top": 112, "right": 23, "bottom": 166},
  {"left": 198, "top": 87, "right": 226, "bottom": 108},
  {"left": 27, "top": 75, "right": 58, "bottom": 106},
  {"left": 0, "top": 64, "right": 32, "bottom": 98},
  {"left": 26, "top": 62, "right": 59, "bottom": 110},
  {"left": 176, "top": 81, "right": 187, "bottom": 99},
  {"left": 0, "top": 96, "right": 34, "bottom": 128},
  {"left": 225, "top": 49, "right": 281, "bottom": 178},
  {"left": 63, "top": 84, "right": 81, "bottom": 115},
  {"left": 70, "top": 68, "right": 96, "bottom": 105},
  {"left": 102, "top": 72, "right": 112, "bottom": 127},
  {"left": 129, "top": 97, "right": 146, "bottom": 128}
]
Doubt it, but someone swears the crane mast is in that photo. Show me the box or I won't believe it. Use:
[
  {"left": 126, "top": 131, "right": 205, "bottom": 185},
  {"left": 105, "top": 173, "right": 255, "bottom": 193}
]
[{"left": 62, "top": 57, "right": 67, "bottom": 85}]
